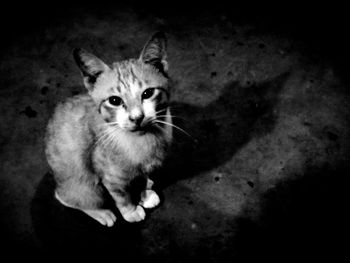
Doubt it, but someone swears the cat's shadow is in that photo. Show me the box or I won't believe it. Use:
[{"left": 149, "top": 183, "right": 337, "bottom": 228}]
[
  {"left": 154, "top": 72, "right": 290, "bottom": 188},
  {"left": 31, "top": 71, "right": 290, "bottom": 254}
]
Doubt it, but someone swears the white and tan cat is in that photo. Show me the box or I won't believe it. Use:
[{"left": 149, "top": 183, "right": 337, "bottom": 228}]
[{"left": 45, "top": 32, "right": 172, "bottom": 227}]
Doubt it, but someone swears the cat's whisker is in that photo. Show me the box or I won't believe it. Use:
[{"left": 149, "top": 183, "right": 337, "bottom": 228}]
[
  {"left": 100, "top": 132, "right": 113, "bottom": 151},
  {"left": 86, "top": 127, "right": 112, "bottom": 156},
  {"left": 100, "top": 134, "right": 113, "bottom": 151},
  {"left": 154, "top": 105, "right": 181, "bottom": 115},
  {"left": 153, "top": 121, "right": 170, "bottom": 133},
  {"left": 167, "top": 105, "right": 185, "bottom": 112},
  {"left": 100, "top": 128, "right": 118, "bottom": 150},
  {"left": 107, "top": 121, "right": 120, "bottom": 126},
  {"left": 153, "top": 123, "right": 181, "bottom": 145},
  {"left": 142, "top": 116, "right": 174, "bottom": 139},
  {"left": 156, "top": 114, "right": 188, "bottom": 121},
  {"left": 142, "top": 116, "right": 164, "bottom": 128},
  {"left": 95, "top": 135, "right": 109, "bottom": 152},
  {"left": 153, "top": 120, "right": 194, "bottom": 139},
  {"left": 97, "top": 126, "right": 118, "bottom": 150},
  {"left": 156, "top": 114, "right": 175, "bottom": 118},
  {"left": 96, "top": 127, "right": 114, "bottom": 144},
  {"left": 111, "top": 129, "right": 120, "bottom": 149},
  {"left": 154, "top": 109, "right": 169, "bottom": 116},
  {"left": 98, "top": 121, "right": 120, "bottom": 128}
]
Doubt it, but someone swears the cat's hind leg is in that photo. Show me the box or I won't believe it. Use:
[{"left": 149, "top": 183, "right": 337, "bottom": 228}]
[
  {"left": 55, "top": 184, "right": 117, "bottom": 227},
  {"left": 82, "top": 209, "right": 116, "bottom": 227}
]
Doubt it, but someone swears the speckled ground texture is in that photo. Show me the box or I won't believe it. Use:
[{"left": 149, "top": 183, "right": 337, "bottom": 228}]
[{"left": 0, "top": 2, "right": 349, "bottom": 261}]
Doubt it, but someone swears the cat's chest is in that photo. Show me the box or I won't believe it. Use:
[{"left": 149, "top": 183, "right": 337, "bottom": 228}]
[
  {"left": 95, "top": 132, "right": 165, "bottom": 175},
  {"left": 119, "top": 133, "right": 160, "bottom": 164}
]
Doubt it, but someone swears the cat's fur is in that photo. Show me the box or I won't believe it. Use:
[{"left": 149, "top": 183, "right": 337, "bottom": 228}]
[{"left": 45, "top": 32, "right": 172, "bottom": 226}]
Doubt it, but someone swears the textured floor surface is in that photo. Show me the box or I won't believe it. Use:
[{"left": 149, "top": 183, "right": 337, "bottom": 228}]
[{"left": 0, "top": 3, "right": 349, "bottom": 261}]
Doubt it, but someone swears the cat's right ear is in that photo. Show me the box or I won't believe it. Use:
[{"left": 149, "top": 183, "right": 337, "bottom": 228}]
[
  {"left": 139, "top": 32, "right": 168, "bottom": 75},
  {"left": 73, "top": 48, "right": 110, "bottom": 91}
]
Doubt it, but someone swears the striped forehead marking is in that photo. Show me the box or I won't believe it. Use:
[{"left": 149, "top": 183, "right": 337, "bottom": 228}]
[
  {"left": 116, "top": 66, "right": 129, "bottom": 91},
  {"left": 115, "top": 62, "right": 144, "bottom": 98},
  {"left": 129, "top": 65, "right": 137, "bottom": 83}
]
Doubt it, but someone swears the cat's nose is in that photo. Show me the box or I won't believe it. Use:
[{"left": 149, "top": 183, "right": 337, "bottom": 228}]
[
  {"left": 129, "top": 109, "right": 144, "bottom": 125},
  {"left": 129, "top": 114, "right": 144, "bottom": 125}
]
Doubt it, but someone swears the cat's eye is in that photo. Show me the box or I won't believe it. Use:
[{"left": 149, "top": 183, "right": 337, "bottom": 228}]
[
  {"left": 142, "top": 88, "right": 155, "bottom": 100},
  {"left": 108, "top": 96, "right": 123, "bottom": 106}
]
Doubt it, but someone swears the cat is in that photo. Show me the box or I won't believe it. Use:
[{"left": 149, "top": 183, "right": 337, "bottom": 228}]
[{"left": 45, "top": 32, "right": 173, "bottom": 227}]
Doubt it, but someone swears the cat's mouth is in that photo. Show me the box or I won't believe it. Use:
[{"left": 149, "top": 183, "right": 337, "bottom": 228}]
[
  {"left": 128, "top": 126, "right": 146, "bottom": 134},
  {"left": 127, "top": 121, "right": 157, "bottom": 135},
  {"left": 126, "top": 122, "right": 150, "bottom": 134}
]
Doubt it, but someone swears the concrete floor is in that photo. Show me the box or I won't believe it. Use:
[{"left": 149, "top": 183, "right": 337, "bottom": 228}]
[{"left": 0, "top": 3, "right": 349, "bottom": 261}]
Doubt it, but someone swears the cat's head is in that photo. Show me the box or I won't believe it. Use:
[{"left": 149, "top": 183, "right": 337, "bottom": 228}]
[{"left": 73, "top": 32, "right": 170, "bottom": 134}]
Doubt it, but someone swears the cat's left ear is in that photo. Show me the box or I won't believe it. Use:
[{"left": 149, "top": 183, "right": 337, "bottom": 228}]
[{"left": 139, "top": 32, "right": 168, "bottom": 74}]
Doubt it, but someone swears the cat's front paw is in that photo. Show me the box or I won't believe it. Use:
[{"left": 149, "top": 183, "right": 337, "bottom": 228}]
[
  {"left": 122, "top": 205, "right": 146, "bottom": 222},
  {"left": 140, "top": 190, "right": 160, "bottom": 209}
]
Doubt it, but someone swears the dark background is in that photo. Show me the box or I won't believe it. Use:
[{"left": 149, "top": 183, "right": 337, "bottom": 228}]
[{"left": 2, "top": 1, "right": 349, "bottom": 63}]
